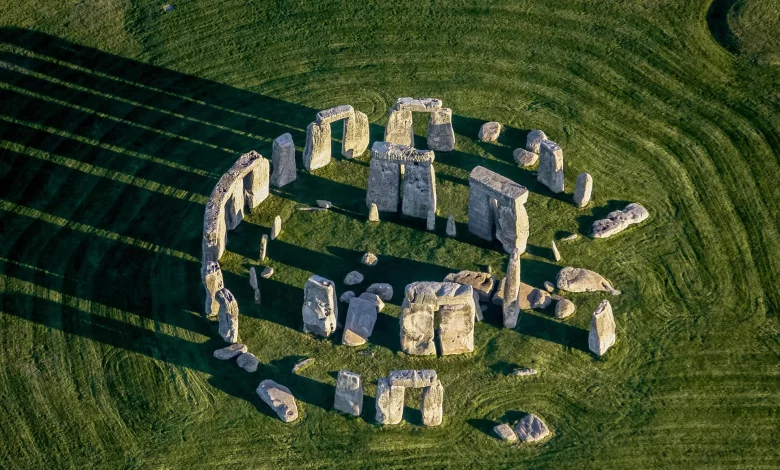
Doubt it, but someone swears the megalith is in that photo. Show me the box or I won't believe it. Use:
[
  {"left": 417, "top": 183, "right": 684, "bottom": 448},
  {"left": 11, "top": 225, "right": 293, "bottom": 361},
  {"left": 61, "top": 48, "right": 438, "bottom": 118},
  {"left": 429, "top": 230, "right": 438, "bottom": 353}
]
[
  {"left": 421, "top": 379, "right": 444, "bottom": 426},
  {"left": 271, "top": 133, "right": 296, "bottom": 188},
  {"left": 384, "top": 98, "right": 455, "bottom": 151},
  {"left": 468, "top": 166, "right": 530, "bottom": 254},
  {"left": 376, "top": 370, "right": 444, "bottom": 427},
  {"left": 588, "top": 299, "right": 616, "bottom": 356},
  {"left": 402, "top": 159, "right": 437, "bottom": 219},
  {"left": 366, "top": 142, "right": 436, "bottom": 220},
  {"left": 538, "top": 139, "right": 564, "bottom": 193},
  {"left": 556, "top": 267, "right": 621, "bottom": 295},
  {"left": 201, "top": 261, "right": 224, "bottom": 317},
  {"left": 216, "top": 288, "right": 239, "bottom": 343},
  {"left": 257, "top": 379, "right": 299, "bottom": 423},
  {"left": 303, "top": 105, "right": 368, "bottom": 170},
  {"left": 342, "top": 297, "right": 378, "bottom": 346},
  {"left": 375, "top": 377, "right": 405, "bottom": 425},
  {"left": 334, "top": 370, "right": 363, "bottom": 416},
  {"left": 573, "top": 172, "right": 592, "bottom": 207},
  {"left": 302, "top": 275, "right": 338, "bottom": 337},
  {"left": 427, "top": 107, "right": 455, "bottom": 151},
  {"left": 502, "top": 248, "right": 522, "bottom": 329},
  {"left": 302, "top": 121, "right": 332, "bottom": 171}
]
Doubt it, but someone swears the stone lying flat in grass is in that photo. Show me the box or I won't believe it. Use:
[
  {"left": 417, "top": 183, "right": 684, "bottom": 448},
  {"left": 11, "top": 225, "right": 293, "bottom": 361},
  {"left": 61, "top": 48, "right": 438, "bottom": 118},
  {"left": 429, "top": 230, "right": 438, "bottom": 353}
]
[
  {"left": 292, "top": 358, "right": 314, "bottom": 374},
  {"left": 513, "top": 148, "right": 538, "bottom": 167},
  {"left": 257, "top": 380, "right": 298, "bottom": 423},
  {"left": 557, "top": 267, "right": 621, "bottom": 295},
  {"left": 592, "top": 203, "right": 649, "bottom": 238},
  {"left": 361, "top": 252, "right": 378, "bottom": 266},
  {"left": 515, "top": 414, "right": 550, "bottom": 442},
  {"left": 589, "top": 300, "right": 616, "bottom": 356},
  {"left": 343, "top": 271, "right": 364, "bottom": 285},
  {"left": 551, "top": 240, "right": 561, "bottom": 262},
  {"left": 494, "top": 423, "right": 518, "bottom": 441},
  {"left": 444, "top": 270, "right": 496, "bottom": 302},
  {"left": 366, "top": 283, "right": 393, "bottom": 301},
  {"left": 555, "top": 299, "right": 576, "bottom": 319},
  {"left": 512, "top": 368, "right": 538, "bottom": 377},
  {"left": 561, "top": 233, "right": 579, "bottom": 241},
  {"left": 213, "top": 343, "right": 247, "bottom": 360},
  {"left": 342, "top": 297, "right": 378, "bottom": 346},
  {"left": 237, "top": 352, "right": 259, "bottom": 372},
  {"left": 479, "top": 121, "right": 501, "bottom": 142}
]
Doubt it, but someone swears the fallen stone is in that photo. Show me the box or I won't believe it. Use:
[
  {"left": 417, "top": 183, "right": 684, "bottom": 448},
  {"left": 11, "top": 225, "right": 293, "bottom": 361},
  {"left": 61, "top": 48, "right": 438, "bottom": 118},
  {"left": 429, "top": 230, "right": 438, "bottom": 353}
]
[
  {"left": 297, "top": 206, "right": 327, "bottom": 212},
  {"left": 512, "top": 368, "right": 538, "bottom": 377},
  {"left": 270, "top": 133, "right": 296, "bottom": 188},
  {"left": 573, "top": 172, "right": 592, "bottom": 208},
  {"left": 513, "top": 148, "right": 538, "bottom": 167},
  {"left": 529, "top": 288, "right": 552, "bottom": 309},
  {"left": 515, "top": 414, "right": 550, "bottom": 442},
  {"left": 343, "top": 271, "right": 364, "bottom": 286},
  {"left": 292, "top": 357, "right": 315, "bottom": 374},
  {"left": 551, "top": 240, "right": 561, "bottom": 262},
  {"left": 261, "top": 267, "right": 273, "bottom": 279},
  {"left": 316, "top": 199, "right": 332, "bottom": 209},
  {"left": 443, "top": 270, "right": 496, "bottom": 302},
  {"left": 216, "top": 288, "right": 239, "bottom": 343},
  {"left": 494, "top": 423, "right": 518, "bottom": 441},
  {"left": 445, "top": 214, "right": 456, "bottom": 237},
  {"left": 479, "top": 122, "right": 501, "bottom": 142},
  {"left": 544, "top": 281, "right": 555, "bottom": 292},
  {"left": 561, "top": 233, "right": 579, "bottom": 242},
  {"left": 592, "top": 203, "right": 649, "bottom": 238},
  {"left": 340, "top": 291, "right": 356, "bottom": 303},
  {"left": 538, "top": 139, "right": 564, "bottom": 193},
  {"left": 259, "top": 234, "right": 268, "bottom": 261},
  {"left": 555, "top": 298, "right": 576, "bottom": 319},
  {"left": 421, "top": 379, "right": 444, "bottom": 426},
  {"left": 334, "top": 370, "right": 363, "bottom": 416},
  {"left": 367, "top": 283, "right": 393, "bottom": 301},
  {"left": 302, "top": 275, "right": 338, "bottom": 337},
  {"left": 271, "top": 215, "right": 282, "bottom": 240},
  {"left": 249, "top": 267, "right": 259, "bottom": 290},
  {"left": 236, "top": 352, "right": 259, "bottom": 372},
  {"left": 361, "top": 252, "right": 378, "bottom": 266},
  {"left": 368, "top": 203, "right": 379, "bottom": 222},
  {"left": 342, "top": 297, "right": 378, "bottom": 346},
  {"left": 525, "top": 130, "right": 547, "bottom": 154},
  {"left": 358, "top": 292, "right": 385, "bottom": 312},
  {"left": 556, "top": 267, "right": 621, "bottom": 295},
  {"left": 589, "top": 300, "right": 616, "bottom": 356},
  {"left": 388, "top": 369, "right": 438, "bottom": 388},
  {"left": 256, "top": 380, "right": 298, "bottom": 423},
  {"left": 375, "top": 377, "right": 404, "bottom": 425},
  {"left": 213, "top": 343, "right": 247, "bottom": 360}
]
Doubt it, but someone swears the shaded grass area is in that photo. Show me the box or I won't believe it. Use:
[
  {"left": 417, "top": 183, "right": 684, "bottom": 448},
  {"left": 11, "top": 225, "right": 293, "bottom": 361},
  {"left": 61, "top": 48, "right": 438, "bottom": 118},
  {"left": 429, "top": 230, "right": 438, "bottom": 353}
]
[{"left": 0, "top": 0, "right": 779, "bottom": 468}]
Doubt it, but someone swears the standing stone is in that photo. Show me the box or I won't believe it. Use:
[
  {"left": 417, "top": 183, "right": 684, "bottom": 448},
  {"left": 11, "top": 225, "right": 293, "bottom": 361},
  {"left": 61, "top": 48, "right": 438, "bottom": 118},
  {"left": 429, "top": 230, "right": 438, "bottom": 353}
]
[
  {"left": 343, "top": 111, "right": 370, "bottom": 158},
  {"left": 478, "top": 122, "right": 502, "bottom": 142},
  {"left": 421, "top": 379, "right": 444, "bottom": 426},
  {"left": 402, "top": 161, "right": 437, "bottom": 220},
  {"left": 368, "top": 203, "right": 379, "bottom": 222},
  {"left": 427, "top": 108, "right": 455, "bottom": 151},
  {"left": 384, "top": 109, "right": 414, "bottom": 147},
  {"left": 271, "top": 133, "right": 296, "bottom": 188},
  {"left": 514, "top": 414, "right": 550, "bottom": 442},
  {"left": 244, "top": 156, "right": 270, "bottom": 209},
  {"left": 589, "top": 299, "right": 616, "bottom": 356},
  {"left": 366, "top": 159, "right": 400, "bottom": 213},
  {"left": 342, "top": 297, "right": 378, "bottom": 346},
  {"left": 538, "top": 139, "right": 564, "bottom": 193},
  {"left": 551, "top": 240, "right": 561, "bottom": 262},
  {"left": 236, "top": 352, "right": 259, "bottom": 372},
  {"left": 525, "top": 130, "right": 547, "bottom": 154},
  {"left": 249, "top": 267, "right": 259, "bottom": 290},
  {"left": 366, "top": 283, "right": 393, "bottom": 301},
  {"left": 302, "top": 121, "right": 332, "bottom": 171},
  {"left": 439, "top": 302, "right": 475, "bottom": 355},
  {"left": 494, "top": 423, "right": 518, "bottom": 442},
  {"left": 216, "top": 288, "right": 239, "bottom": 343},
  {"left": 443, "top": 270, "right": 496, "bottom": 302},
  {"left": 446, "top": 214, "right": 456, "bottom": 237},
  {"left": 334, "top": 371, "right": 363, "bottom": 416},
  {"left": 513, "top": 148, "right": 538, "bottom": 167},
  {"left": 259, "top": 234, "right": 268, "bottom": 261},
  {"left": 555, "top": 298, "right": 576, "bottom": 319},
  {"left": 399, "top": 297, "right": 436, "bottom": 355},
  {"left": 426, "top": 209, "right": 436, "bottom": 231},
  {"left": 573, "top": 172, "right": 593, "bottom": 208},
  {"left": 256, "top": 379, "right": 298, "bottom": 423},
  {"left": 557, "top": 267, "right": 621, "bottom": 295},
  {"left": 271, "top": 215, "right": 282, "bottom": 240},
  {"left": 592, "top": 203, "right": 649, "bottom": 238},
  {"left": 225, "top": 177, "right": 245, "bottom": 230},
  {"left": 201, "top": 262, "right": 224, "bottom": 317},
  {"left": 503, "top": 248, "right": 522, "bottom": 328},
  {"left": 302, "top": 275, "right": 338, "bottom": 337},
  {"left": 375, "top": 377, "right": 405, "bottom": 425},
  {"left": 468, "top": 166, "right": 529, "bottom": 254}
]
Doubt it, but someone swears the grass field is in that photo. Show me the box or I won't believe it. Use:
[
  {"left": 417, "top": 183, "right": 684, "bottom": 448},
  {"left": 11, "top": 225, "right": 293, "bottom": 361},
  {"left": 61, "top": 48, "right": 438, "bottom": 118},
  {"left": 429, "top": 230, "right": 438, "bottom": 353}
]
[{"left": 1, "top": 0, "right": 778, "bottom": 468}]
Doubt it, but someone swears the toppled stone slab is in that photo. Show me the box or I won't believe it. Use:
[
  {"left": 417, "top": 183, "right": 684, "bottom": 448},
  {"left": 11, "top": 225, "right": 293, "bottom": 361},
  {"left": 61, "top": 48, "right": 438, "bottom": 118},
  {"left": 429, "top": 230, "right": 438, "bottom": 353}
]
[
  {"left": 271, "top": 215, "right": 282, "bottom": 240},
  {"left": 444, "top": 270, "right": 496, "bottom": 302},
  {"left": 538, "top": 139, "right": 564, "bottom": 193},
  {"left": 201, "top": 262, "right": 224, "bottom": 317},
  {"left": 259, "top": 234, "right": 268, "bottom": 261},
  {"left": 513, "top": 148, "right": 538, "bottom": 167},
  {"left": 316, "top": 200, "right": 332, "bottom": 209},
  {"left": 525, "top": 130, "right": 547, "bottom": 154},
  {"left": 555, "top": 298, "right": 576, "bottom": 319},
  {"left": 573, "top": 172, "right": 592, "bottom": 208},
  {"left": 216, "top": 288, "right": 239, "bottom": 343},
  {"left": 342, "top": 297, "right": 378, "bottom": 346},
  {"left": 375, "top": 377, "right": 404, "bottom": 425},
  {"left": 515, "top": 414, "right": 550, "bottom": 442},
  {"left": 592, "top": 203, "right": 649, "bottom": 238},
  {"left": 494, "top": 423, "right": 518, "bottom": 441},
  {"left": 589, "top": 300, "right": 616, "bottom": 356},
  {"left": 271, "top": 133, "right": 296, "bottom": 188},
  {"left": 344, "top": 271, "right": 364, "bottom": 286},
  {"left": 529, "top": 288, "right": 552, "bottom": 309},
  {"left": 340, "top": 291, "right": 356, "bottom": 303},
  {"left": 261, "top": 267, "right": 274, "bottom": 279},
  {"left": 512, "top": 368, "right": 538, "bottom": 377},
  {"left": 361, "top": 252, "right": 378, "bottom": 266},
  {"left": 367, "top": 283, "right": 393, "bottom": 301},
  {"left": 214, "top": 343, "right": 247, "bottom": 360},
  {"left": 334, "top": 370, "right": 363, "bottom": 416},
  {"left": 237, "top": 352, "right": 259, "bottom": 372},
  {"left": 257, "top": 380, "right": 298, "bottom": 423},
  {"left": 479, "top": 122, "right": 502, "bottom": 142},
  {"left": 421, "top": 379, "right": 444, "bottom": 426},
  {"left": 292, "top": 357, "right": 314, "bottom": 374},
  {"left": 388, "top": 369, "right": 438, "bottom": 388},
  {"left": 468, "top": 166, "right": 530, "bottom": 254},
  {"left": 551, "top": 240, "right": 561, "bottom": 262},
  {"left": 556, "top": 267, "right": 621, "bottom": 295},
  {"left": 302, "top": 275, "right": 338, "bottom": 337},
  {"left": 446, "top": 214, "right": 456, "bottom": 237},
  {"left": 358, "top": 292, "right": 385, "bottom": 312}
]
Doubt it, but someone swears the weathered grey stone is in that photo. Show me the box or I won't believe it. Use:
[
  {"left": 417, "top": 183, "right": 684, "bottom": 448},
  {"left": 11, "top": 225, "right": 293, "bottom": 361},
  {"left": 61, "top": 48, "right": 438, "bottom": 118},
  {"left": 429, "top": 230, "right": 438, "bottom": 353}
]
[
  {"left": 494, "top": 423, "right": 518, "bottom": 441},
  {"left": 399, "top": 297, "right": 436, "bottom": 355},
  {"left": 529, "top": 288, "right": 552, "bottom": 309},
  {"left": 343, "top": 271, "right": 364, "bottom": 286},
  {"left": 201, "top": 262, "right": 224, "bottom": 316},
  {"left": 492, "top": 277, "right": 506, "bottom": 306},
  {"left": 592, "top": 203, "right": 649, "bottom": 238},
  {"left": 361, "top": 252, "right": 378, "bottom": 266},
  {"left": 525, "top": 130, "right": 547, "bottom": 154},
  {"left": 556, "top": 267, "right": 621, "bottom": 295},
  {"left": 388, "top": 369, "right": 438, "bottom": 388},
  {"left": 513, "top": 148, "right": 538, "bottom": 167},
  {"left": 439, "top": 302, "right": 475, "bottom": 355},
  {"left": 394, "top": 97, "right": 442, "bottom": 112},
  {"left": 257, "top": 380, "right": 298, "bottom": 423},
  {"left": 538, "top": 139, "right": 564, "bottom": 193},
  {"left": 334, "top": 370, "right": 363, "bottom": 416},
  {"left": 402, "top": 160, "right": 437, "bottom": 219},
  {"left": 259, "top": 234, "right": 268, "bottom": 261},
  {"left": 358, "top": 292, "right": 385, "bottom": 312},
  {"left": 589, "top": 300, "right": 616, "bottom": 356},
  {"left": 421, "top": 379, "right": 444, "bottom": 426},
  {"left": 468, "top": 166, "right": 530, "bottom": 254},
  {"left": 343, "top": 110, "right": 370, "bottom": 158},
  {"left": 302, "top": 121, "right": 332, "bottom": 171},
  {"left": 573, "top": 172, "right": 592, "bottom": 208},
  {"left": 444, "top": 270, "right": 496, "bottom": 302},
  {"left": 375, "top": 377, "right": 404, "bottom": 425},
  {"left": 342, "top": 297, "right": 378, "bottom": 346},
  {"left": 368, "top": 203, "right": 380, "bottom": 222},
  {"left": 316, "top": 104, "right": 355, "bottom": 125},
  {"left": 261, "top": 267, "right": 273, "bottom": 279},
  {"left": 503, "top": 248, "right": 522, "bottom": 328},
  {"left": 292, "top": 357, "right": 314, "bottom": 374},
  {"left": 474, "top": 291, "right": 485, "bottom": 321},
  {"left": 515, "top": 414, "right": 550, "bottom": 442},
  {"left": 271, "top": 215, "right": 282, "bottom": 240},
  {"left": 213, "top": 343, "right": 247, "bottom": 360},
  {"left": 446, "top": 214, "right": 456, "bottom": 237},
  {"left": 384, "top": 109, "right": 414, "bottom": 147},
  {"left": 544, "top": 281, "right": 555, "bottom": 292},
  {"left": 427, "top": 107, "right": 455, "bottom": 151},
  {"left": 555, "top": 298, "right": 576, "bottom": 319},
  {"left": 401, "top": 282, "right": 476, "bottom": 355},
  {"left": 340, "top": 291, "right": 356, "bottom": 303},
  {"left": 302, "top": 275, "right": 338, "bottom": 337},
  {"left": 561, "top": 233, "right": 579, "bottom": 241},
  {"left": 237, "top": 352, "right": 259, "bottom": 372},
  {"left": 225, "top": 177, "right": 245, "bottom": 231},
  {"left": 244, "top": 156, "right": 270, "bottom": 209},
  {"left": 316, "top": 200, "right": 332, "bottom": 209},
  {"left": 249, "top": 267, "right": 259, "bottom": 290},
  {"left": 216, "top": 288, "right": 239, "bottom": 343},
  {"left": 479, "top": 122, "right": 502, "bottom": 142},
  {"left": 551, "top": 240, "right": 561, "bottom": 262},
  {"left": 512, "top": 368, "right": 538, "bottom": 377},
  {"left": 367, "top": 283, "right": 393, "bottom": 301},
  {"left": 271, "top": 133, "right": 296, "bottom": 188}
]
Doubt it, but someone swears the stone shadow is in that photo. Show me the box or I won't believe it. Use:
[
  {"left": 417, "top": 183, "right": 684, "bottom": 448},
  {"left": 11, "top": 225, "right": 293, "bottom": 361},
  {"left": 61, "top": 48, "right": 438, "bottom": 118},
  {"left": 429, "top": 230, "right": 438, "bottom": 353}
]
[
  {"left": 515, "top": 311, "right": 588, "bottom": 352},
  {"left": 575, "top": 199, "right": 633, "bottom": 237}
]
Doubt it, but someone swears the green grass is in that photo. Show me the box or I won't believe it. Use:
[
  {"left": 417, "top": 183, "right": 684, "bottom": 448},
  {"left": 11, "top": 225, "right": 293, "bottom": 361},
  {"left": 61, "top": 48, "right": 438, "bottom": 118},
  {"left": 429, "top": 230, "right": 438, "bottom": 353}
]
[{"left": 0, "top": 0, "right": 778, "bottom": 468}]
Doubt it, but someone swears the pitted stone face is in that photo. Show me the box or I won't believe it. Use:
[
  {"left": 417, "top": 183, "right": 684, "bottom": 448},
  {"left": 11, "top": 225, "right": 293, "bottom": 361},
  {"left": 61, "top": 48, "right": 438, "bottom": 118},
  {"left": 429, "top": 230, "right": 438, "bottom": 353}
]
[
  {"left": 394, "top": 97, "right": 442, "bottom": 112},
  {"left": 371, "top": 141, "right": 435, "bottom": 163},
  {"left": 302, "top": 275, "right": 338, "bottom": 337},
  {"left": 388, "top": 369, "right": 438, "bottom": 388},
  {"left": 589, "top": 300, "right": 616, "bottom": 356},
  {"left": 467, "top": 166, "right": 530, "bottom": 254},
  {"left": 538, "top": 139, "right": 564, "bottom": 193}
]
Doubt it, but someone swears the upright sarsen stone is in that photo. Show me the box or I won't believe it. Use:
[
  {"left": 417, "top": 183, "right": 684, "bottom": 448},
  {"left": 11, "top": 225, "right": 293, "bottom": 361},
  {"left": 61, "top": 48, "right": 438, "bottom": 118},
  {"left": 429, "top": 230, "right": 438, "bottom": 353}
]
[
  {"left": 244, "top": 156, "right": 270, "bottom": 209},
  {"left": 375, "top": 378, "right": 404, "bottom": 425},
  {"left": 427, "top": 108, "right": 455, "bottom": 151},
  {"left": 302, "top": 275, "right": 338, "bottom": 337},
  {"left": 201, "top": 261, "right": 224, "bottom": 317},
  {"left": 303, "top": 121, "right": 332, "bottom": 171},
  {"left": 402, "top": 160, "right": 436, "bottom": 219},
  {"left": 334, "top": 370, "right": 363, "bottom": 416},
  {"left": 384, "top": 109, "right": 414, "bottom": 147},
  {"left": 421, "top": 379, "right": 444, "bottom": 426},
  {"left": 439, "top": 302, "right": 475, "bottom": 355},
  {"left": 342, "top": 297, "right": 378, "bottom": 346},
  {"left": 503, "top": 248, "right": 522, "bottom": 328},
  {"left": 366, "top": 159, "right": 401, "bottom": 212},
  {"left": 399, "top": 296, "right": 436, "bottom": 356},
  {"left": 538, "top": 139, "right": 564, "bottom": 193},
  {"left": 271, "top": 133, "right": 297, "bottom": 188},
  {"left": 468, "top": 166, "right": 530, "bottom": 254},
  {"left": 343, "top": 111, "right": 370, "bottom": 158},
  {"left": 588, "top": 300, "right": 616, "bottom": 356},
  {"left": 573, "top": 172, "right": 592, "bottom": 208},
  {"left": 216, "top": 288, "right": 239, "bottom": 343}
]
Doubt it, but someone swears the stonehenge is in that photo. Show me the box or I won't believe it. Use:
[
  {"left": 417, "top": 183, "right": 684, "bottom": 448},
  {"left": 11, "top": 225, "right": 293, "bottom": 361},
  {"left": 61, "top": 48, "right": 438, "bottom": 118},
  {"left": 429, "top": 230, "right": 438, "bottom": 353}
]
[
  {"left": 271, "top": 133, "right": 297, "bottom": 188},
  {"left": 257, "top": 379, "right": 299, "bottom": 423},
  {"left": 446, "top": 215, "right": 456, "bottom": 237},
  {"left": 334, "top": 371, "right": 363, "bottom": 416},
  {"left": 303, "top": 104, "right": 369, "bottom": 170},
  {"left": 556, "top": 267, "right": 621, "bottom": 295},
  {"left": 502, "top": 248, "right": 522, "bottom": 328},
  {"left": 479, "top": 122, "right": 502, "bottom": 142},
  {"left": 216, "top": 288, "right": 239, "bottom": 343},
  {"left": 342, "top": 297, "right": 378, "bottom": 346},
  {"left": 494, "top": 423, "right": 518, "bottom": 442},
  {"left": 514, "top": 414, "right": 550, "bottom": 442},
  {"left": 513, "top": 148, "right": 538, "bottom": 167},
  {"left": 538, "top": 139, "right": 564, "bottom": 193},
  {"left": 400, "top": 282, "right": 476, "bottom": 356},
  {"left": 589, "top": 300, "right": 616, "bottom": 356},
  {"left": 468, "top": 166, "right": 529, "bottom": 254},
  {"left": 443, "top": 270, "right": 496, "bottom": 302},
  {"left": 376, "top": 370, "right": 444, "bottom": 426},
  {"left": 213, "top": 343, "right": 247, "bottom": 360},
  {"left": 302, "top": 275, "right": 338, "bottom": 337},
  {"left": 592, "top": 203, "right": 649, "bottom": 238},
  {"left": 366, "top": 142, "right": 437, "bottom": 220},
  {"left": 574, "top": 172, "right": 593, "bottom": 207},
  {"left": 201, "top": 261, "right": 224, "bottom": 316},
  {"left": 526, "top": 130, "right": 547, "bottom": 154},
  {"left": 384, "top": 97, "right": 455, "bottom": 151}
]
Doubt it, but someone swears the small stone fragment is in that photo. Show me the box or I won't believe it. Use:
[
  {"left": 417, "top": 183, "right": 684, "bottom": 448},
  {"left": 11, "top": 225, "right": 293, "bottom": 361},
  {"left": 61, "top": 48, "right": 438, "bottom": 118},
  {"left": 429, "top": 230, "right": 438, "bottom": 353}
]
[
  {"left": 426, "top": 209, "right": 436, "bottom": 231},
  {"left": 236, "top": 352, "right": 259, "bottom": 372},
  {"left": 368, "top": 203, "right": 379, "bottom": 222},
  {"left": 446, "top": 214, "right": 456, "bottom": 237},
  {"left": 316, "top": 199, "right": 332, "bottom": 209},
  {"left": 361, "top": 252, "right": 378, "bottom": 266},
  {"left": 494, "top": 423, "right": 518, "bottom": 442},
  {"left": 334, "top": 370, "right": 363, "bottom": 416},
  {"left": 249, "top": 267, "right": 259, "bottom": 290},
  {"left": 213, "top": 343, "right": 248, "bottom": 360},
  {"left": 358, "top": 292, "right": 385, "bottom": 312},
  {"left": 592, "top": 203, "right": 649, "bottom": 238},
  {"left": 292, "top": 357, "right": 314, "bottom": 374},
  {"left": 271, "top": 215, "right": 282, "bottom": 240},
  {"left": 525, "top": 130, "right": 547, "bottom": 154},
  {"left": 561, "top": 233, "right": 579, "bottom": 242},
  {"left": 512, "top": 368, "right": 538, "bottom": 377},
  {"left": 589, "top": 299, "right": 616, "bottom": 356},
  {"left": 478, "top": 121, "right": 502, "bottom": 142},
  {"left": 343, "top": 271, "right": 364, "bottom": 286},
  {"left": 256, "top": 380, "right": 298, "bottom": 423},
  {"left": 259, "top": 234, "right": 268, "bottom": 261},
  {"left": 513, "top": 148, "right": 538, "bottom": 167},
  {"left": 544, "top": 281, "right": 555, "bottom": 292},
  {"left": 557, "top": 267, "right": 621, "bottom": 295},
  {"left": 529, "top": 288, "right": 551, "bottom": 309},
  {"left": 551, "top": 240, "right": 561, "bottom": 262},
  {"left": 514, "top": 414, "right": 550, "bottom": 442},
  {"left": 555, "top": 298, "right": 576, "bottom": 319},
  {"left": 342, "top": 297, "right": 378, "bottom": 346},
  {"left": 261, "top": 267, "right": 274, "bottom": 278},
  {"left": 366, "top": 283, "right": 393, "bottom": 301},
  {"left": 573, "top": 172, "right": 593, "bottom": 207},
  {"left": 163, "top": 4, "right": 175, "bottom": 12},
  {"left": 340, "top": 291, "right": 356, "bottom": 303}
]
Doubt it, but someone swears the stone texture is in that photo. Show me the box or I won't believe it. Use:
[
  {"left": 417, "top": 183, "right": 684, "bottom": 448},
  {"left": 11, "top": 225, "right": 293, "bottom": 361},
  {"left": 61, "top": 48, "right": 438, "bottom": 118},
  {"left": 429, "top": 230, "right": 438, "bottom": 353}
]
[
  {"left": 249, "top": 267, "right": 259, "bottom": 290},
  {"left": 551, "top": 240, "right": 561, "bottom": 262},
  {"left": 366, "top": 157, "right": 401, "bottom": 213},
  {"left": 388, "top": 369, "right": 438, "bottom": 388},
  {"left": 573, "top": 172, "right": 592, "bottom": 208},
  {"left": 237, "top": 352, "right": 259, "bottom": 372},
  {"left": 512, "top": 368, "right": 538, "bottom": 377},
  {"left": 555, "top": 298, "right": 576, "bottom": 319},
  {"left": 468, "top": 166, "right": 530, "bottom": 254},
  {"left": 292, "top": 358, "right": 314, "bottom": 374},
  {"left": 244, "top": 156, "right": 270, "bottom": 209},
  {"left": 479, "top": 121, "right": 502, "bottom": 142},
  {"left": 399, "top": 297, "right": 436, "bottom": 355},
  {"left": 358, "top": 292, "right": 385, "bottom": 312},
  {"left": 513, "top": 148, "right": 538, "bottom": 167},
  {"left": 503, "top": 248, "right": 522, "bottom": 328},
  {"left": 342, "top": 297, "right": 378, "bottom": 346},
  {"left": 426, "top": 210, "right": 436, "bottom": 231},
  {"left": 302, "top": 275, "right": 338, "bottom": 337},
  {"left": 226, "top": 178, "right": 245, "bottom": 231},
  {"left": 561, "top": 233, "right": 579, "bottom": 241},
  {"left": 259, "top": 234, "right": 268, "bottom": 261},
  {"left": 213, "top": 343, "right": 247, "bottom": 360},
  {"left": 361, "top": 252, "right": 378, "bottom": 266},
  {"left": 421, "top": 379, "right": 444, "bottom": 426},
  {"left": 340, "top": 291, "right": 356, "bottom": 303},
  {"left": 216, "top": 288, "right": 239, "bottom": 343},
  {"left": 544, "top": 281, "right": 555, "bottom": 292},
  {"left": 256, "top": 380, "right": 298, "bottom": 423},
  {"left": 316, "top": 104, "right": 354, "bottom": 125},
  {"left": 334, "top": 370, "right": 363, "bottom": 416},
  {"left": 525, "top": 130, "right": 547, "bottom": 154},
  {"left": 343, "top": 271, "right": 364, "bottom": 286},
  {"left": 271, "top": 216, "right": 282, "bottom": 240},
  {"left": 367, "top": 283, "right": 393, "bottom": 301},
  {"left": 427, "top": 108, "right": 455, "bottom": 151},
  {"left": 446, "top": 214, "right": 456, "bottom": 237},
  {"left": 271, "top": 133, "right": 296, "bottom": 188},
  {"left": 394, "top": 97, "right": 442, "bottom": 112},
  {"left": 592, "top": 203, "right": 649, "bottom": 238},
  {"left": 494, "top": 423, "right": 518, "bottom": 441},
  {"left": 402, "top": 160, "right": 437, "bottom": 219},
  {"left": 401, "top": 282, "right": 476, "bottom": 356},
  {"left": 492, "top": 277, "right": 506, "bottom": 306},
  {"left": 368, "top": 203, "right": 380, "bottom": 222},
  {"left": 261, "top": 267, "right": 274, "bottom": 279},
  {"left": 201, "top": 261, "right": 224, "bottom": 317},
  {"left": 384, "top": 109, "right": 414, "bottom": 147},
  {"left": 375, "top": 377, "right": 404, "bottom": 425},
  {"left": 444, "top": 270, "right": 496, "bottom": 302},
  {"left": 557, "top": 267, "right": 621, "bottom": 295},
  {"left": 439, "top": 302, "right": 475, "bottom": 355},
  {"left": 515, "top": 414, "right": 550, "bottom": 442},
  {"left": 589, "top": 300, "right": 616, "bottom": 356},
  {"left": 302, "top": 121, "right": 332, "bottom": 171},
  {"left": 343, "top": 111, "right": 370, "bottom": 158},
  {"left": 316, "top": 200, "right": 332, "bottom": 209},
  {"left": 529, "top": 288, "right": 551, "bottom": 309},
  {"left": 538, "top": 139, "right": 564, "bottom": 193}
]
